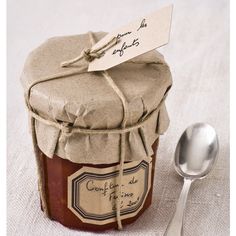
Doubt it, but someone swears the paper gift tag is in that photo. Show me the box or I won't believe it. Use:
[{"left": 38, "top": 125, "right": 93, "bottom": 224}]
[{"left": 88, "top": 5, "right": 173, "bottom": 72}]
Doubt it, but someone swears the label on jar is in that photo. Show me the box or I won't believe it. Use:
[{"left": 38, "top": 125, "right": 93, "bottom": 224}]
[{"left": 67, "top": 157, "right": 152, "bottom": 225}]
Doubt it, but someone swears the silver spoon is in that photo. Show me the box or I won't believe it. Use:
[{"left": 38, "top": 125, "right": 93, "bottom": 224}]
[{"left": 164, "top": 123, "right": 219, "bottom": 236}]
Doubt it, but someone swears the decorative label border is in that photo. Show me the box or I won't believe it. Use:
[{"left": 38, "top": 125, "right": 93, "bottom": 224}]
[{"left": 67, "top": 158, "right": 152, "bottom": 225}]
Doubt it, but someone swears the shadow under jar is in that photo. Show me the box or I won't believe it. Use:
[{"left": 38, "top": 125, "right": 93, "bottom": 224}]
[{"left": 21, "top": 32, "right": 172, "bottom": 231}]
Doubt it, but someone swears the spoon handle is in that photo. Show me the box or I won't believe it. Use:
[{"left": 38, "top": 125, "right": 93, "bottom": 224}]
[{"left": 164, "top": 178, "right": 192, "bottom": 236}]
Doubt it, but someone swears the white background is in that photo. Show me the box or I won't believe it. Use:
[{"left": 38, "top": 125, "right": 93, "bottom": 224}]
[{"left": 6, "top": 0, "right": 229, "bottom": 236}]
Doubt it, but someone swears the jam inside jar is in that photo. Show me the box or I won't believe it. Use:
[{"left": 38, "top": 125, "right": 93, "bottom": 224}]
[{"left": 38, "top": 139, "right": 159, "bottom": 231}]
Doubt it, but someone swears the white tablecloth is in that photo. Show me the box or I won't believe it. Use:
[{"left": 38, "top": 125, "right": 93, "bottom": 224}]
[{"left": 7, "top": 0, "right": 229, "bottom": 235}]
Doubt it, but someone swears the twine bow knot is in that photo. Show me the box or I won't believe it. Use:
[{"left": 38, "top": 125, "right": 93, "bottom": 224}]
[
  {"left": 82, "top": 48, "right": 104, "bottom": 62},
  {"left": 61, "top": 122, "right": 71, "bottom": 134},
  {"left": 61, "top": 34, "right": 119, "bottom": 67}
]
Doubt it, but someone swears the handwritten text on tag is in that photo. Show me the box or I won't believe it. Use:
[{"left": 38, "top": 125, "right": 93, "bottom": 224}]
[{"left": 88, "top": 5, "right": 173, "bottom": 72}]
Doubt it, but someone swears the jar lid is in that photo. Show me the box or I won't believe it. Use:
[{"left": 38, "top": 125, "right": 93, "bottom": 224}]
[{"left": 21, "top": 32, "right": 172, "bottom": 164}]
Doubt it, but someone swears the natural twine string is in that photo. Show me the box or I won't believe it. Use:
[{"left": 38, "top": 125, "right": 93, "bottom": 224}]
[
  {"left": 61, "top": 35, "right": 119, "bottom": 67},
  {"left": 26, "top": 31, "right": 165, "bottom": 230},
  {"left": 28, "top": 103, "right": 164, "bottom": 136},
  {"left": 88, "top": 33, "right": 128, "bottom": 230}
]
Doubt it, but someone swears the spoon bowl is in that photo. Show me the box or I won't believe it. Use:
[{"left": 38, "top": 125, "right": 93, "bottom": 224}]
[{"left": 174, "top": 123, "right": 219, "bottom": 179}]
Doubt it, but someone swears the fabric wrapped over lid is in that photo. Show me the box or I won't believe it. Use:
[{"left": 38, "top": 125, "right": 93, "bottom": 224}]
[{"left": 21, "top": 32, "right": 172, "bottom": 164}]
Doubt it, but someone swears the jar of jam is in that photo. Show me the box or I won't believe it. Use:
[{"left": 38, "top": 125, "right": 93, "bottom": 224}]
[{"left": 21, "top": 32, "right": 172, "bottom": 231}]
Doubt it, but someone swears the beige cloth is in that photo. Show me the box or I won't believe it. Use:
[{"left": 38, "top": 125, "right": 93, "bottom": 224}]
[
  {"left": 20, "top": 32, "right": 172, "bottom": 164},
  {"left": 7, "top": 0, "right": 229, "bottom": 235}
]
